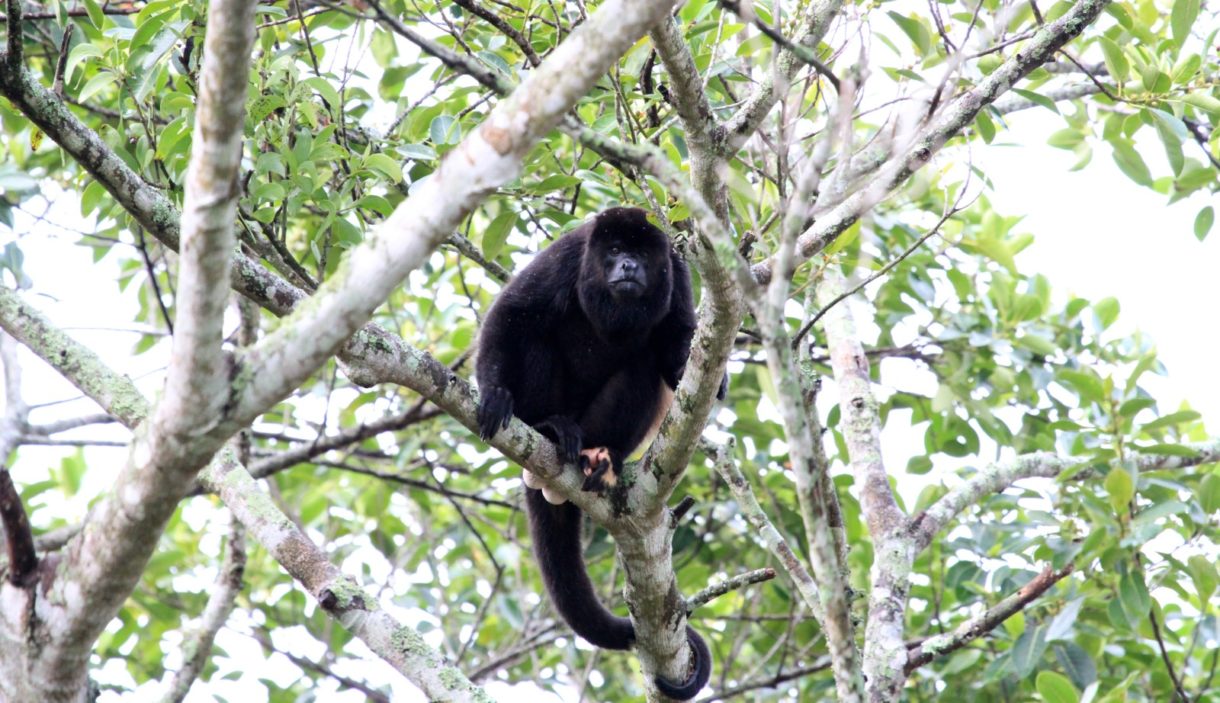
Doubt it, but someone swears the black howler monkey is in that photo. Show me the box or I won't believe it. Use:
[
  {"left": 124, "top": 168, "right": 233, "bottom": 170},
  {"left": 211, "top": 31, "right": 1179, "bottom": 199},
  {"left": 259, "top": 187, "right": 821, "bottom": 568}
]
[{"left": 475, "top": 207, "right": 714, "bottom": 700}]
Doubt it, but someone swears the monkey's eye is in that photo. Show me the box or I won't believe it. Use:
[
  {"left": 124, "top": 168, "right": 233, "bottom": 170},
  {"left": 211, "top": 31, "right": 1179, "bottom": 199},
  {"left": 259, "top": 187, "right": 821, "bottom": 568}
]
[{"left": 610, "top": 246, "right": 620, "bottom": 255}]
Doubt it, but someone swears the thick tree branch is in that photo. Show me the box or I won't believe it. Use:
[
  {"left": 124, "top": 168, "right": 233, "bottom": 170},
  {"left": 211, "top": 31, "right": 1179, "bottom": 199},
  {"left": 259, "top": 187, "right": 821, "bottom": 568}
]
[
  {"left": 154, "top": 0, "right": 256, "bottom": 442},
  {"left": 650, "top": 16, "right": 727, "bottom": 220},
  {"left": 904, "top": 564, "right": 1075, "bottom": 673},
  {"left": 0, "top": 287, "right": 491, "bottom": 702},
  {"left": 817, "top": 269, "right": 907, "bottom": 701}
]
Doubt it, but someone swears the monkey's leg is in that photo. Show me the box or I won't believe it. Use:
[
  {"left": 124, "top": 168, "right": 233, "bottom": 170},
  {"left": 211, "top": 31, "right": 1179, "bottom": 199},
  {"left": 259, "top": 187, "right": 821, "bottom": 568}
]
[{"left": 576, "top": 363, "right": 666, "bottom": 492}]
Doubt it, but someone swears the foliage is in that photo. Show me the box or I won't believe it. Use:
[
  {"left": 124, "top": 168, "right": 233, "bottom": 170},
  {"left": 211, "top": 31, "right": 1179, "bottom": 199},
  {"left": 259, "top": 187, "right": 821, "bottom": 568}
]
[{"left": 1, "top": 0, "right": 1218, "bottom": 701}]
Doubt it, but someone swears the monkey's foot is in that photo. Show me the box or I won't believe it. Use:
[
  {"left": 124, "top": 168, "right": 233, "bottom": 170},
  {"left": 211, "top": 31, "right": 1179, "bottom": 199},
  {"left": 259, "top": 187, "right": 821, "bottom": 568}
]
[{"left": 580, "top": 447, "right": 616, "bottom": 492}]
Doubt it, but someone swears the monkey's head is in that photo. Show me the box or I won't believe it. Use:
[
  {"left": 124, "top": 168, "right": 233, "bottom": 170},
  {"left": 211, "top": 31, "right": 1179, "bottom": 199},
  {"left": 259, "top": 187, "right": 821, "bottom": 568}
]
[
  {"left": 578, "top": 207, "right": 674, "bottom": 337},
  {"left": 584, "top": 207, "right": 672, "bottom": 301}
]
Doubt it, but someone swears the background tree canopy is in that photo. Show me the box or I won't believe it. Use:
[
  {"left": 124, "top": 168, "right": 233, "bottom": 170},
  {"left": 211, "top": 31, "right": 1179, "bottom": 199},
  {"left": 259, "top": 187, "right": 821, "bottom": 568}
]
[{"left": 0, "top": 0, "right": 1217, "bottom": 701}]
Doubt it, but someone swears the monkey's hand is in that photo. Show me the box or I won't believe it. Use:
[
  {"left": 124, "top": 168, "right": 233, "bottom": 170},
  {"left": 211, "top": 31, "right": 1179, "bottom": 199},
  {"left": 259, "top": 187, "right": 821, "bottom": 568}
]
[
  {"left": 477, "top": 386, "right": 514, "bottom": 440},
  {"left": 534, "top": 416, "right": 583, "bottom": 465}
]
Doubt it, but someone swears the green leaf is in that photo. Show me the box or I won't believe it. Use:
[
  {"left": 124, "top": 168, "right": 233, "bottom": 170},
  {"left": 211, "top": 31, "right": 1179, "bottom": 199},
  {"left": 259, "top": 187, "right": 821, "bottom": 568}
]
[
  {"left": 1053, "top": 642, "right": 1098, "bottom": 691},
  {"left": 906, "top": 456, "right": 933, "bottom": 475},
  {"left": 78, "top": 71, "right": 117, "bottom": 103},
  {"left": 83, "top": 0, "right": 104, "bottom": 28},
  {"left": 526, "top": 174, "right": 581, "bottom": 194},
  {"left": 303, "top": 76, "right": 342, "bottom": 110},
  {"left": 1187, "top": 554, "right": 1217, "bottom": 603},
  {"left": 1139, "top": 410, "right": 1200, "bottom": 433},
  {"left": 1037, "top": 671, "right": 1080, "bottom": 703},
  {"left": 1011, "top": 625, "right": 1049, "bottom": 678},
  {"left": 975, "top": 110, "right": 996, "bottom": 143},
  {"left": 1148, "top": 110, "right": 1186, "bottom": 176},
  {"left": 1132, "top": 443, "right": 1200, "bottom": 457},
  {"left": 1170, "top": 0, "right": 1200, "bottom": 46},
  {"left": 1105, "top": 468, "right": 1135, "bottom": 512},
  {"left": 1200, "top": 473, "right": 1220, "bottom": 513},
  {"left": 1194, "top": 206, "right": 1214, "bottom": 241},
  {"left": 886, "top": 12, "right": 932, "bottom": 55},
  {"left": 57, "top": 451, "right": 86, "bottom": 497},
  {"left": 1110, "top": 141, "right": 1153, "bottom": 186},
  {"left": 1118, "top": 568, "right": 1151, "bottom": 622},
  {"left": 1059, "top": 369, "right": 1105, "bottom": 404},
  {"left": 1094, "top": 295, "right": 1120, "bottom": 329},
  {"left": 362, "top": 153, "right": 403, "bottom": 184},
  {"left": 481, "top": 210, "right": 518, "bottom": 260},
  {"left": 64, "top": 43, "right": 105, "bottom": 84},
  {"left": 1098, "top": 37, "right": 1129, "bottom": 84},
  {"left": 429, "top": 115, "right": 461, "bottom": 145},
  {"left": 1131, "top": 500, "right": 1187, "bottom": 529},
  {"left": 1182, "top": 92, "right": 1220, "bottom": 116},
  {"left": 1012, "top": 88, "right": 1059, "bottom": 113},
  {"left": 1047, "top": 128, "right": 1083, "bottom": 150}
]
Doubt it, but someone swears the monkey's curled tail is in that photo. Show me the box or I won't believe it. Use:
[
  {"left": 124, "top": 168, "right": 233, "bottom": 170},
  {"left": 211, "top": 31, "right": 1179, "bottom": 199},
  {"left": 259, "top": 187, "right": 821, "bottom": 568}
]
[{"left": 525, "top": 489, "right": 712, "bottom": 701}]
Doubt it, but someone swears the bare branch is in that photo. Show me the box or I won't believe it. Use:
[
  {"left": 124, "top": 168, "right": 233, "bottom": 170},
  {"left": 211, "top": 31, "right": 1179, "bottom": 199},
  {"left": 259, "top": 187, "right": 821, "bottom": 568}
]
[
  {"left": 911, "top": 439, "right": 1220, "bottom": 552},
  {"left": 452, "top": 0, "right": 541, "bottom": 67},
  {"left": 0, "top": 469, "right": 37, "bottom": 587},
  {"left": 750, "top": 0, "right": 1114, "bottom": 285},
  {"left": 704, "top": 440, "right": 824, "bottom": 620},
  {"left": 718, "top": 0, "right": 841, "bottom": 91},
  {"left": 687, "top": 568, "right": 777, "bottom": 611},
  {"left": 722, "top": 0, "right": 845, "bottom": 151},
  {"left": 905, "top": 564, "right": 1075, "bottom": 673},
  {"left": 154, "top": 0, "right": 257, "bottom": 442}
]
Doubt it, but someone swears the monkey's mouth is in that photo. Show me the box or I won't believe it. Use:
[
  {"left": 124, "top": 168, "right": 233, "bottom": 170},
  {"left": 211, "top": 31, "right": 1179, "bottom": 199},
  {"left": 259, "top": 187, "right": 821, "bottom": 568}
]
[{"left": 609, "top": 278, "right": 645, "bottom": 295}]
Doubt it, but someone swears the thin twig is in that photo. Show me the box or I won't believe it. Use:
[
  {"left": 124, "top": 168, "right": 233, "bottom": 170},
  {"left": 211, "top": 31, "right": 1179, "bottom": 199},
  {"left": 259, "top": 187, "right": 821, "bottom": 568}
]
[
  {"left": 904, "top": 564, "right": 1075, "bottom": 673},
  {"left": 687, "top": 568, "right": 777, "bottom": 611}
]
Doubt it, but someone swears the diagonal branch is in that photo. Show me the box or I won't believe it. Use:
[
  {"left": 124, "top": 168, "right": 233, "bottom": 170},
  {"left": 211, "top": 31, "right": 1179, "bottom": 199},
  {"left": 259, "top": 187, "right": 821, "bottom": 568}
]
[
  {"left": 904, "top": 564, "right": 1075, "bottom": 673},
  {"left": 225, "top": 0, "right": 685, "bottom": 444},
  {"left": 750, "top": 0, "right": 1114, "bottom": 285},
  {"left": 911, "top": 439, "right": 1220, "bottom": 552},
  {"left": 0, "top": 287, "right": 491, "bottom": 702},
  {"left": 721, "top": 0, "right": 845, "bottom": 152}
]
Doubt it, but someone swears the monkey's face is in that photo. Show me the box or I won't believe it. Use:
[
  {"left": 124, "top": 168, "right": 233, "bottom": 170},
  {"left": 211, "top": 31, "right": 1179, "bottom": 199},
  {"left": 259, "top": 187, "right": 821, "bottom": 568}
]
[
  {"left": 581, "top": 207, "right": 674, "bottom": 321},
  {"left": 599, "top": 240, "right": 652, "bottom": 300}
]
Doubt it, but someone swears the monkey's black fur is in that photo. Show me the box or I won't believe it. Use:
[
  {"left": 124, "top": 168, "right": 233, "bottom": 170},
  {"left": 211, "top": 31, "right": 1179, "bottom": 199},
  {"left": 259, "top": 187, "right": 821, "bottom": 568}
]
[{"left": 476, "top": 207, "right": 713, "bottom": 700}]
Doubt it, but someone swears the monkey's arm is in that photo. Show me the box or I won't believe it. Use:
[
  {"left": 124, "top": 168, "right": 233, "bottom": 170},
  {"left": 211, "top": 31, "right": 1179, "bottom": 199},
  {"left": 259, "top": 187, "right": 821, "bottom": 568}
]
[
  {"left": 475, "top": 233, "right": 583, "bottom": 440},
  {"left": 653, "top": 252, "right": 698, "bottom": 390}
]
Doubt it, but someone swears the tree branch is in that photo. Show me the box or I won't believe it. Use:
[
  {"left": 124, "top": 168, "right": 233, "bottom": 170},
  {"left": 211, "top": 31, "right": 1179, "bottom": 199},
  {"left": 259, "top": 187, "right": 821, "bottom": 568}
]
[
  {"left": 687, "top": 568, "right": 777, "bottom": 611},
  {"left": 750, "top": 0, "right": 1114, "bottom": 285},
  {"left": 0, "top": 287, "right": 491, "bottom": 702},
  {"left": 159, "top": 514, "right": 246, "bottom": 703},
  {"left": 153, "top": 0, "right": 257, "bottom": 443},
  {"left": 704, "top": 440, "right": 824, "bottom": 620},
  {"left": 911, "top": 439, "right": 1220, "bottom": 552},
  {"left": 904, "top": 564, "right": 1075, "bottom": 673}
]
